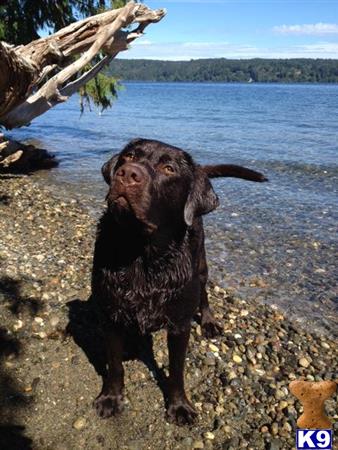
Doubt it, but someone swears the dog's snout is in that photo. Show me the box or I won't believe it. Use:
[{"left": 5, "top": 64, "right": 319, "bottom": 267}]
[{"left": 115, "top": 163, "right": 145, "bottom": 186}]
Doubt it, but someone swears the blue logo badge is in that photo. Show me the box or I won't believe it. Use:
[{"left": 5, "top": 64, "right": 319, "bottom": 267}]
[{"left": 296, "top": 429, "right": 333, "bottom": 449}]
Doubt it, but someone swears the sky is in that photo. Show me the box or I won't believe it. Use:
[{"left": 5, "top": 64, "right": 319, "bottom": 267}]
[{"left": 119, "top": 0, "right": 338, "bottom": 60}]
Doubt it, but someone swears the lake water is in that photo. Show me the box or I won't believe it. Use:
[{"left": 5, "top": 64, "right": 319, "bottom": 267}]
[{"left": 10, "top": 82, "right": 338, "bottom": 336}]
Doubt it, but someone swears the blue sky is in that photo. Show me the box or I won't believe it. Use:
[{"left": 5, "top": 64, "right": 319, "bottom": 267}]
[{"left": 119, "top": 0, "right": 338, "bottom": 59}]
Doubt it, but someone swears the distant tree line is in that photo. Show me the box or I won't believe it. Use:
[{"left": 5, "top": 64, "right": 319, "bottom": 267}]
[{"left": 108, "top": 58, "right": 338, "bottom": 83}]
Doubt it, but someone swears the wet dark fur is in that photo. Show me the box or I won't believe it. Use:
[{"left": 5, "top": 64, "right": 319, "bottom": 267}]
[
  {"left": 93, "top": 212, "right": 195, "bottom": 334},
  {"left": 92, "top": 138, "right": 267, "bottom": 425}
]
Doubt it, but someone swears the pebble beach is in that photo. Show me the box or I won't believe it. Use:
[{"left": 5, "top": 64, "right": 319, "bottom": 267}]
[{"left": 0, "top": 173, "right": 337, "bottom": 450}]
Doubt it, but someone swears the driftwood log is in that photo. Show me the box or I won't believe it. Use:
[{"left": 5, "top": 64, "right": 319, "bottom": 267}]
[
  {"left": 0, "top": 1, "right": 165, "bottom": 172},
  {"left": 0, "top": 2, "right": 165, "bottom": 130},
  {"left": 0, "top": 135, "right": 57, "bottom": 172}
]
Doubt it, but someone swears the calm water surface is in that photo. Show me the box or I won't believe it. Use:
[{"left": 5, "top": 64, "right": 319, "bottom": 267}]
[{"left": 10, "top": 83, "right": 338, "bottom": 335}]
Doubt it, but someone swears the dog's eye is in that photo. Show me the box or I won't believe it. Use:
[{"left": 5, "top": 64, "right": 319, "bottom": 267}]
[
  {"left": 164, "top": 165, "right": 175, "bottom": 175},
  {"left": 124, "top": 153, "right": 135, "bottom": 161}
]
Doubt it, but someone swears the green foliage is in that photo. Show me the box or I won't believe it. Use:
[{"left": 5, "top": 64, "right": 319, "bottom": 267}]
[
  {"left": 0, "top": 1, "right": 130, "bottom": 112},
  {"left": 109, "top": 58, "right": 338, "bottom": 83},
  {"left": 79, "top": 72, "right": 122, "bottom": 113}
]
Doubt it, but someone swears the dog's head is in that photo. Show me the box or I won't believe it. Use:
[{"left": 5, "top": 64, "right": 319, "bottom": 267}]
[{"left": 102, "top": 138, "right": 219, "bottom": 233}]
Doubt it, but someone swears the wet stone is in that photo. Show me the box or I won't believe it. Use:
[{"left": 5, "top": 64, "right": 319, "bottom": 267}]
[
  {"left": 298, "top": 357, "right": 311, "bottom": 368},
  {"left": 72, "top": 417, "right": 87, "bottom": 430}
]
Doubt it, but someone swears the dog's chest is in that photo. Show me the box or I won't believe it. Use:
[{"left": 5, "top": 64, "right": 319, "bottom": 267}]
[{"left": 97, "top": 244, "right": 193, "bottom": 332}]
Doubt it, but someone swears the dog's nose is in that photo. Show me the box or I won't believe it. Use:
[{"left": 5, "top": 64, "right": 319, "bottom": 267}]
[{"left": 115, "top": 163, "right": 145, "bottom": 186}]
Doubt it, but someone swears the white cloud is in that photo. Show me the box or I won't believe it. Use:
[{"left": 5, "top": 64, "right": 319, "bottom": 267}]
[
  {"left": 299, "top": 42, "right": 338, "bottom": 54},
  {"left": 120, "top": 40, "right": 338, "bottom": 60},
  {"left": 123, "top": 41, "right": 260, "bottom": 60},
  {"left": 273, "top": 23, "right": 338, "bottom": 35},
  {"left": 133, "top": 39, "right": 153, "bottom": 46}
]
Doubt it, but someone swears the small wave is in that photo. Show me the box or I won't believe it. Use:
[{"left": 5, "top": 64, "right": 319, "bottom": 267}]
[{"left": 257, "top": 159, "right": 338, "bottom": 180}]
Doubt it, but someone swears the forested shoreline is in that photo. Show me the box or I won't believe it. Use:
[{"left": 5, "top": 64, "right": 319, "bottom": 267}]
[{"left": 109, "top": 58, "right": 338, "bottom": 83}]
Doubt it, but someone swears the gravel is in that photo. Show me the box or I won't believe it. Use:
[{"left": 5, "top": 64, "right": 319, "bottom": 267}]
[{"left": 0, "top": 174, "right": 337, "bottom": 450}]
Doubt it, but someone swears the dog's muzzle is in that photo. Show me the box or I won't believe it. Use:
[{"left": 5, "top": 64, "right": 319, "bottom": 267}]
[{"left": 115, "top": 162, "right": 148, "bottom": 188}]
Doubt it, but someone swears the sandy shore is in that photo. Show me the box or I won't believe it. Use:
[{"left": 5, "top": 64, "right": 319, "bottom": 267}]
[{"left": 0, "top": 174, "right": 337, "bottom": 450}]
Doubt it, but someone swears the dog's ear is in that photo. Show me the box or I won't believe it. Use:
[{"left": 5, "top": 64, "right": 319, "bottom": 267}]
[
  {"left": 184, "top": 166, "right": 219, "bottom": 226},
  {"left": 101, "top": 154, "right": 119, "bottom": 185}
]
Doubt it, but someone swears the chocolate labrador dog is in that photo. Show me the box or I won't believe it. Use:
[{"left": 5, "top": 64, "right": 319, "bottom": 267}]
[{"left": 92, "top": 138, "right": 267, "bottom": 425}]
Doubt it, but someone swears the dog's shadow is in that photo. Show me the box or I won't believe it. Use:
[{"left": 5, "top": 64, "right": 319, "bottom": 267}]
[{"left": 66, "top": 298, "right": 168, "bottom": 402}]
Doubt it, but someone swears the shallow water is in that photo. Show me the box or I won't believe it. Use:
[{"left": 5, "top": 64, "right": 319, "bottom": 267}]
[{"left": 10, "top": 82, "right": 338, "bottom": 335}]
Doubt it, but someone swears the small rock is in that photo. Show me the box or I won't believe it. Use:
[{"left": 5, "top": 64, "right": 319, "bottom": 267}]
[
  {"left": 268, "top": 438, "right": 282, "bottom": 450},
  {"left": 228, "top": 370, "right": 237, "bottom": 381},
  {"left": 321, "top": 342, "right": 330, "bottom": 350},
  {"left": 156, "top": 350, "right": 164, "bottom": 359},
  {"left": 279, "top": 400, "right": 288, "bottom": 410},
  {"left": 13, "top": 320, "right": 23, "bottom": 331},
  {"left": 34, "top": 317, "right": 44, "bottom": 325},
  {"left": 232, "top": 354, "right": 242, "bottom": 364},
  {"left": 275, "top": 389, "right": 285, "bottom": 400},
  {"left": 193, "top": 441, "right": 204, "bottom": 449},
  {"left": 271, "top": 422, "right": 279, "bottom": 435},
  {"left": 299, "top": 357, "right": 310, "bottom": 368},
  {"left": 223, "top": 425, "right": 232, "bottom": 434},
  {"left": 73, "top": 417, "right": 87, "bottom": 430},
  {"left": 283, "top": 422, "right": 292, "bottom": 432},
  {"left": 204, "top": 432, "right": 215, "bottom": 440},
  {"left": 209, "top": 343, "right": 219, "bottom": 353},
  {"left": 204, "top": 356, "right": 216, "bottom": 366},
  {"left": 181, "top": 437, "right": 193, "bottom": 448},
  {"left": 221, "top": 342, "right": 229, "bottom": 353},
  {"left": 50, "top": 315, "right": 60, "bottom": 327}
]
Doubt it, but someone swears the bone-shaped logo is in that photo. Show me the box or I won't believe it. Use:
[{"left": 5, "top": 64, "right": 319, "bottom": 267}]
[{"left": 289, "top": 380, "right": 337, "bottom": 429}]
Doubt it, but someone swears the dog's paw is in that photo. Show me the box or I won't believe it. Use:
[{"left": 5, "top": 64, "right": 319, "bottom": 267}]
[
  {"left": 167, "top": 398, "right": 197, "bottom": 426},
  {"left": 201, "top": 319, "right": 222, "bottom": 338},
  {"left": 94, "top": 393, "right": 124, "bottom": 418}
]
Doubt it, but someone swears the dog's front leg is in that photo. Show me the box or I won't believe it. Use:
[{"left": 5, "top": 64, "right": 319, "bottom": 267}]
[
  {"left": 166, "top": 324, "right": 197, "bottom": 425},
  {"left": 94, "top": 326, "right": 124, "bottom": 418}
]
